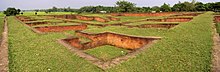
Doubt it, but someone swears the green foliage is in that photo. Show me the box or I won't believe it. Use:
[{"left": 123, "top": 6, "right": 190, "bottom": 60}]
[
  {"left": 160, "top": 3, "right": 172, "bottom": 12},
  {"left": 0, "top": 14, "right": 4, "bottom": 40},
  {"left": 142, "top": 7, "right": 151, "bottom": 12},
  {"left": 172, "top": 2, "right": 182, "bottom": 11},
  {"left": 151, "top": 6, "right": 160, "bottom": 12},
  {"left": 172, "top": 1, "right": 195, "bottom": 11},
  {"left": 78, "top": 6, "right": 116, "bottom": 13},
  {"left": 3, "top": 7, "right": 21, "bottom": 16},
  {"left": 195, "top": 2, "right": 206, "bottom": 11},
  {"left": 204, "top": 3, "right": 215, "bottom": 11},
  {"left": 116, "top": 0, "right": 136, "bottom": 12},
  {"left": 213, "top": 2, "right": 220, "bottom": 12},
  {"left": 45, "top": 6, "right": 79, "bottom": 13}
]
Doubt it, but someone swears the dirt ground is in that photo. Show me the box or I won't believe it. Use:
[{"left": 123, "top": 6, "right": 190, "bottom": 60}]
[{"left": 0, "top": 17, "right": 9, "bottom": 72}]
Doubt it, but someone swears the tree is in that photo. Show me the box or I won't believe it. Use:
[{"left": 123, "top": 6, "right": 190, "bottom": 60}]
[
  {"left": 151, "top": 6, "right": 160, "bottom": 12},
  {"left": 142, "top": 7, "right": 151, "bottom": 12},
  {"left": 195, "top": 2, "right": 206, "bottom": 11},
  {"left": 3, "top": 7, "right": 21, "bottom": 16},
  {"left": 213, "top": 2, "right": 220, "bottom": 12},
  {"left": 134, "top": 7, "right": 145, "bottom": 12},
  {"left": 182, "top": 2, "right": 195, "bottom": 11},
  {"left": 17, "top": 9, "right": 21, "bottom": 14},
  {"left": 116, "top": 0, "right": 136, "bottom": 12},
  {"left": 172, "top": 1, "right": 195, "bottom": 12},
  {"left": 160, "top": 3, "right": 172, "bottom": 12},
  {"left": 172, "top": 2, "right": 182, "bottom": 11},
  {"left": 204, "top": 3, "right": 215, "bottom": 11}
]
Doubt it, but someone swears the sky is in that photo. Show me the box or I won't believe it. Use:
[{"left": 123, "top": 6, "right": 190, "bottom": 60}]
[{"left": 0, "top": 0, "right": 219, "bottom": 11}]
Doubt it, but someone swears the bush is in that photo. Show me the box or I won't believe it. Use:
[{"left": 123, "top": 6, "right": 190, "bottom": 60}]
[{"left": 3, "top": 7, "right": 21, "bottom": 16}]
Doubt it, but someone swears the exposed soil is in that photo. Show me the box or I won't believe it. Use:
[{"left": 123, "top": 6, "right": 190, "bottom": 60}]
[
  {"left": 16, "top": 16, "right": 36, "bottom": 22},
  {"left": 110, "top": 12, "right": 177, "bottom": 16},
  {"left": 146, "top": 17, "right": 193, "bottom": 22},
  {"left": 214, "top": 16, "right": 220, "bottom": 23},
  {"left": 0, "top": 17, "right": 9, "bottom": 72},
  {"left": 125, "top": 23, "right": 179, "bottom": 29},
  {"left": 63, "top": 31, "right": 160, "bottom": 50},
  {"left": 26, "top": 21, "right": 48, "bottom": 26},
  {"left": 34, "top": 24, "right": 87, "bottom": 32},
  {"left": 48, "top": 14, "right": 111, "bottom": 23},
  {"left": 212, "top": 22, "right": 220, "bottom": 72},
  {"left": 107, "top": 16, "right": 120, "bottom": 21}
]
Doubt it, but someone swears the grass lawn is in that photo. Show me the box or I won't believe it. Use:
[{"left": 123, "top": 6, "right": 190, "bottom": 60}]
[
  {"left": 85, "top": 45, "right": 129, "bottom": 61},
  {"left": 0, "top": 13, "right": 4, "bottom": 41},
  {"left": 216, "top": 23, "right": 220, "bottom": 35},
  {"left": 8, "top": 12, "right": 213, "bottom": 72}
]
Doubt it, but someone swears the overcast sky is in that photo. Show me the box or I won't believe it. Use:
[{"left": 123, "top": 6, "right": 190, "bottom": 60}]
[{"left": 0, "top": 0, "right": 219, "bottom": 11}]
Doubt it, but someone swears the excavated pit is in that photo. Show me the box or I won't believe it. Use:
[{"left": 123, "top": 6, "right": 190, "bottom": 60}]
[
  {"left": 107, "top": 16, "right": 120, "bottom": 21},
  {"left": 48, "top": 15, "right": 110, "bottom": 23},
  {"left": 25, "top": 21, "right": 49, "bottom": 26},
  {"left": 34, "top": 25, "right": 87, "bottom": 32},
  {"left": 125, "top": 23, "right": 179, "bottom": 29},
  {"left": 110, "top": 12, "right": 176, "bottom": 16},
  {"left": 58, "top": 31, "right": 161, "bottom": 69},
  {"left": 214, "top": 16, "right": 220, "bottom": 23},
  {"left": 63, "top": 31, "right": 160, "bottom": 50},
  {"left": 146, "top": 17, "right": 193, "bottom": 22},
  {"left": 16, "top": 16, "right": 37, "bottom": 22},
  {"left": 172, "top": 13, "right": 202, "bottom": 17}
]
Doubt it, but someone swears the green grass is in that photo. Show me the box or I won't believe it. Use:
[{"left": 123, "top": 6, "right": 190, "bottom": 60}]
[
  {"left": 85, "top": 45, "right": 128, "bottom": 61},
  {"left": 8, "top": 16, "right": 102, "bottom": 72},
  {"left": 78, "top": 36, "right": 92, "bottom": 44},
  {"left": 216, "top": 23, "right": 220, "bottom": 35},
  {"left": 0, "top": 13, "right": 4, "bottom": 41},
  {"left": 8, "top": 12, "right": 214, "bottom": 72}
]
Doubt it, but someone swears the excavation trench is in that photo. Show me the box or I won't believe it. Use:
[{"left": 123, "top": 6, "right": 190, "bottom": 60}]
[
  {"left": 25, "top": 21, "right": 67, "bottom": 26},
  {"left": 34, "top": 25, "right": 87, "bottom": 32},
  {"left": 110, "top": 12, "right": 177, "bottom": 16},
  {"left": 16, "top": 16, "right": 36, "bottom": 22},
  {"left": 172, "top": 13, "right": 202, "bottom": 17},
  {"left": 146, "top": 17, "right": 193, "bottom": 22},
  {"left": 125, "top": 23, "right": 179, "bottom": 29},
  {"left": 63, "top": 31, "right": 160, "bottom": 50},
  {"left": 214, "top": 16, "right": 220, "bottom": 23},
  {"left": 25, "top": 21, "right": 49, "bottom": 26},
  {"left": 48, "top": 14, "right": 117, "bottom": 23}
]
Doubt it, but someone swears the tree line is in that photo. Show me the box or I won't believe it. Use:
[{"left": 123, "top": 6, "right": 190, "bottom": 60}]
[
  {"left": 75, "top": 0, "right": 220, "bottom": 13},
  {"left": 3, "top": 0, "right": 220, "bottom": 16},
  {"left": 45, "top": 0, "right": 220, "bottom": 13}
]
